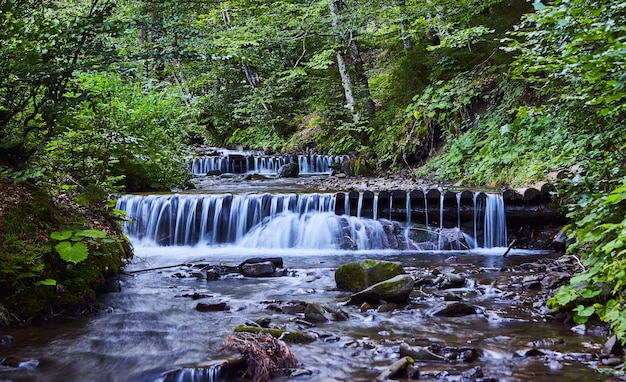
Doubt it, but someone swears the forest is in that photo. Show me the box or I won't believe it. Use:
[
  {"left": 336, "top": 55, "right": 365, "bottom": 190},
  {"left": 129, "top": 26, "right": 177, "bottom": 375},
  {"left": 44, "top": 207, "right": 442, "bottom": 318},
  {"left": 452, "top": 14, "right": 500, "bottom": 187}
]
[{"left": 1, "top": 0, "right": 626, "bottom": 352}]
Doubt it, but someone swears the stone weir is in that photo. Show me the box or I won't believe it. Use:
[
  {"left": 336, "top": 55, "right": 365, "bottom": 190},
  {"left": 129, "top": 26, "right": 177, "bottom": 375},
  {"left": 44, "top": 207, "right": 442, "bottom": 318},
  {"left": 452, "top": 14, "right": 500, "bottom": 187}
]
[
  {"left": 116, "top": 186, "right": 563, "bottom": 249},
  {"left": 190, "top": 154, "right": 348, "bottom": 175},
  {"left": 336, "top": 183, "right": 561, "bottom": 228}
]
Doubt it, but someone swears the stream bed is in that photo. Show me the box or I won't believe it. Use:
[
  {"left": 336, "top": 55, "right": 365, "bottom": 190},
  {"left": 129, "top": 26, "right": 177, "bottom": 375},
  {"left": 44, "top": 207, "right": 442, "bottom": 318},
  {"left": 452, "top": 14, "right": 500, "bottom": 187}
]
[{"left": 0, "top": 246, "right": 611, "bottom": 381}]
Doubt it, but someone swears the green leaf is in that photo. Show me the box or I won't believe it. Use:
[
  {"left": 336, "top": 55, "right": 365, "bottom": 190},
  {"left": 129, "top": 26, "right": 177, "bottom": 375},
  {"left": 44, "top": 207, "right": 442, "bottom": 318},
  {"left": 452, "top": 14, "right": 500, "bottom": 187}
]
[
  {"left": 55, "top": 241, "right": 89, "bottom": 264},
  {"left": 36, "top": 278, "right": 57, "bottom": 286},
  {"left": 51, "top": 230, "right": 73, "bottom": 241},
  {"left": 75, "top": 229, "right": 108, "bottom": 239}
]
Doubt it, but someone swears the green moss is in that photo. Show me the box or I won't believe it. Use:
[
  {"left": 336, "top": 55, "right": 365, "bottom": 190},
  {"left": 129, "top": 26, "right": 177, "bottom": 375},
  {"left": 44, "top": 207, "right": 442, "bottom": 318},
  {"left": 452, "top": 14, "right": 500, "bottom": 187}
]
[
  {"left": 335, "top": 259, "right": 405, "bottom": 292},
  {"left": 0, "top": 179, "right": 132, "bottom": 327}
]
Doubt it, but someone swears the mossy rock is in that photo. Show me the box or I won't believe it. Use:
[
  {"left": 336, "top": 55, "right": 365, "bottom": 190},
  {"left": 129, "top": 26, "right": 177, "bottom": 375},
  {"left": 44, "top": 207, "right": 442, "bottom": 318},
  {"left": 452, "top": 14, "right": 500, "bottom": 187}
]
[
  {"left": 233, "top": 324, "right": 316, "bottom": 343},
  {"left": 335, "top": 259, "right": 405, "bottom": 293},
  {"left": 349, "top": 274, "right": 416, "bottom": 305}
]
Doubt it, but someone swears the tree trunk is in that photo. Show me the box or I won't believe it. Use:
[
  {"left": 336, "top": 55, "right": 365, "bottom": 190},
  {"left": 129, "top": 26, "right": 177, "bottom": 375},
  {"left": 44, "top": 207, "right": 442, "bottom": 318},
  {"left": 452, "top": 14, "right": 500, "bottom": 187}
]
[
  {"left": 329, "top": 1, "right": 358, "bottom": 121},
  {"left": 398, "top": 0, "right": 412, "bottom": 49}
]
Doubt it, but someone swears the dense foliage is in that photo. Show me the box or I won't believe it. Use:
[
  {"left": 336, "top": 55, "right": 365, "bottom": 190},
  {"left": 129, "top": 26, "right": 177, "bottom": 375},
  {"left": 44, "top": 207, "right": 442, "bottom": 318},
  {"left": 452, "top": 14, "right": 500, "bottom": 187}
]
[{"left": 1, "top": 0, "right": 625, "bottom": 344}]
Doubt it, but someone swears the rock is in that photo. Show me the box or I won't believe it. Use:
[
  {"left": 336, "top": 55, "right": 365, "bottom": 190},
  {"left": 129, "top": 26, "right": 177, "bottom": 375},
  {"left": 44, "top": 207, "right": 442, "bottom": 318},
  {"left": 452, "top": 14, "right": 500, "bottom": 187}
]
[
  {"left": 399, "top": 342, "right": 443, "bottom": 361},
  {"left": 437, "top": 273, "right": 466, "bottom": 289},
  {"left": 462, "top": 366, "right": 483, "bottom": 380},
  {"left": 206, "top": 269, "right": 220, "bottom": 280},
  {"left": 240, "top": 257, "right": 284, "bottom": 268},
  {"left": 0, "top": 335, "right": 16, "bottom": 348},
  {"left": 429, "top": 302, "right": 478, "bottom": 317},
  {"left": 603, "top": 334, "right": 623, "bottom": 356},
  {"left": 551, "top": 229, "right": 568, "bottom": 251},
  {"left": 241, "top": 173, "right": 268, "bottom": 181},
  {"left": 516, "top": 347, "right": 546, "bottom": 357},
  {"left": 377, "top": 356, "right": 414, "bottom": 381},
  {"left": 1, "top": 356, "right": 39, "bottom": 369},
  {"left": 335, "top": 259, "right": 405, "bottom": 293},
  {"left": 196, "top": 302, "right": 229, "bottom": 312},
  {"left": 240, "top": 261, "right": 276, "bottom": 277},
  {"left": 437, "top": 228, "right": 469, "bottom": 250},
  {"left": 278, "top": 162, "right": 299, "bottom": 178},
  {"left": 304, "top": 302, "right": 349, "bottom": 322},
  {"left": 349, "top": 274, "right": 415, "bottom": 305},
  {"left": 206, "top": 169, "right": 222, "bottom": 176}
]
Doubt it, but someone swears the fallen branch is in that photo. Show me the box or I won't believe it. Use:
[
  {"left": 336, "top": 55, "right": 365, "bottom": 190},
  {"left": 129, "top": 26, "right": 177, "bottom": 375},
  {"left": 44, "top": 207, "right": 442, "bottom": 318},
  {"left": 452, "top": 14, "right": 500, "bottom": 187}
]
[
  {"left": 502, "top": 239, "right": 517, "bottom": 257},
  {"left": 125, "top": 263, "right": 190, "bottom": 274}
]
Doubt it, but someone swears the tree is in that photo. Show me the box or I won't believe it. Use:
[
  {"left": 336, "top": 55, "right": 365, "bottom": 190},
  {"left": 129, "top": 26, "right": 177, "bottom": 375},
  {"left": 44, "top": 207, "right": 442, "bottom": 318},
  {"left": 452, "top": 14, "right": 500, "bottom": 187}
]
[{"left": 0, "top": 0, "right": 120, "bottom": 167}]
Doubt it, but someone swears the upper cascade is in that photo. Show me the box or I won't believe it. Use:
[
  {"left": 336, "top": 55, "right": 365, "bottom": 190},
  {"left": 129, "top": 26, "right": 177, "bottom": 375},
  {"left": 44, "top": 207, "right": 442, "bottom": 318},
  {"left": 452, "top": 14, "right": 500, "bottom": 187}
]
[
  {"left": 116, "top": 190, "right": 509, "bottom": 249},
  {"left": 190, "top": 152, "right": 348, "bottom": 175}
]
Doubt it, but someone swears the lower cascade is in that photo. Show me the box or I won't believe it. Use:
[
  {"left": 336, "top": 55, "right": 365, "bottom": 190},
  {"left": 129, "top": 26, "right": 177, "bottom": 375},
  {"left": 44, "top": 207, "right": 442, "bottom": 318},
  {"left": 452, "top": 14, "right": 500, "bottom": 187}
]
[{"left": 116, "top": 191, "right": 508, "bottom": 249}]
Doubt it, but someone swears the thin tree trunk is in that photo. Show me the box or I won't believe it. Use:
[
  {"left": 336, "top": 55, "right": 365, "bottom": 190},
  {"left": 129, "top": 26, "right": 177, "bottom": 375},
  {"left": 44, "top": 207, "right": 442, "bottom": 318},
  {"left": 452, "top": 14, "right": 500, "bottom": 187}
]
[
  {"left": 329, "top": 1, "right": 358, "bottom": 121},
  {"left": 398, "top": 0, "right": 412, "bottom": 49}
]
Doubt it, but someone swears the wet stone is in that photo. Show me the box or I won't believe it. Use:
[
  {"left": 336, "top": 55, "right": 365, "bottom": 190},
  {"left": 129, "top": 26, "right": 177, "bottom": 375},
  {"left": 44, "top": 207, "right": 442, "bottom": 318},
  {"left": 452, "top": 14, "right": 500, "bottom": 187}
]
[
  {"left": 1, "top": 356, "right": 39, "bottom": 369},
  {"left": 196, "top": 302, "right": 229, "bottom": 312},
  {"left": 240, "top": 261, "right": 276, "bottom": 277},
  {"left": 429, "top": 302, "right": 478, "bottom": 317},
  {"left": 0, "top": 335, "right": 15, "bottom": 348}
]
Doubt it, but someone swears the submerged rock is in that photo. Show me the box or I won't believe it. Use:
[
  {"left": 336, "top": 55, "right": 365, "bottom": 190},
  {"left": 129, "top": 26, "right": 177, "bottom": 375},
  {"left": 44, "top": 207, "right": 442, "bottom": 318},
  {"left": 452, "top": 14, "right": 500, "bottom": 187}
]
[
  {"left": 304, "top": 302, "right": 349, "bottom": 323},
  {"left": 335, "top": 259, "right": 405, "bottom": 292},
  {"left": 349, "top": 274, "right": 415, "bottom": 304},
  {"left": 429, "top": 302, "right": 478, "bottom": 317},
  {"left": 278, "top": 162, "right": 299, "bottom": 178},
  {"left": 196, "top": 302, "right": 229, "bottom": 312}
]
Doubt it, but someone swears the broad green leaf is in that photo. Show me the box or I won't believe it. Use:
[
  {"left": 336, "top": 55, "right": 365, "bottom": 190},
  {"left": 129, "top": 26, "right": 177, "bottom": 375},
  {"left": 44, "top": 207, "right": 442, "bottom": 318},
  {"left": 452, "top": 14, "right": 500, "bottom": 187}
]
[
  {"left": 55, "top": 241, "right": 89, "bottom": 264},
  {"left": 51, "top": 230, "right": 73, "bottom": 241}
]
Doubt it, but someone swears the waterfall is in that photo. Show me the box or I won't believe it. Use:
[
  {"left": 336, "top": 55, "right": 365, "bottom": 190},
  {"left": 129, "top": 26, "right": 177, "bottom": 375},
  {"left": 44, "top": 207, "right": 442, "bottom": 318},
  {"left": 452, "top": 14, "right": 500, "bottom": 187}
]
[
  {"left": 484, "top": 193, "right": 508, "bottom": 248},
  {"left": 423, "top": 193, "right": 429, "bottom": 227},
  {"left": 190, "top": 154, "right": 347, "bottom": 175},
  {"left": 405, "top": 192, "right": 411, "bottom": 225},
  {"left": 373, "top": 193, "right": 378, "bottom": 220},
  {"left": 116, "top": 190, "right": 508, "bottom": 249},
  {"left": 116, "top": 193, "right": 335, "bottom": 246}
]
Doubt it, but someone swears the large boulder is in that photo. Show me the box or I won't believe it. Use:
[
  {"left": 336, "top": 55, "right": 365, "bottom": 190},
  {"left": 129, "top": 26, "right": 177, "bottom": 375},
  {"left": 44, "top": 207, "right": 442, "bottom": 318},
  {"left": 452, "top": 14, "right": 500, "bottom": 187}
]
[
  {"left": 349, "top": 274, "right": 415, "bottom": 304},
  {"left": 335, "top": 259, "right": 405, "bottom": 292},
  {"left": 278, "top": 162, "right": 299, "bottom": 178}
]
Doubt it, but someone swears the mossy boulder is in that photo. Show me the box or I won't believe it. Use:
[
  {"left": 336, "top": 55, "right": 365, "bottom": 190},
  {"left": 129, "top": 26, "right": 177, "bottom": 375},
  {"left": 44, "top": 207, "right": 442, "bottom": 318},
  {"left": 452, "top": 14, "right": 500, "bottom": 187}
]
[
  {"left": 335, "top": 259, "right": 405, "bottom": 293},
  {"left": 233, "top": 324, "right": 316, "bottom": 343},
  {"left": 349, "top": 274, "right": 415, "bottom": 305}
]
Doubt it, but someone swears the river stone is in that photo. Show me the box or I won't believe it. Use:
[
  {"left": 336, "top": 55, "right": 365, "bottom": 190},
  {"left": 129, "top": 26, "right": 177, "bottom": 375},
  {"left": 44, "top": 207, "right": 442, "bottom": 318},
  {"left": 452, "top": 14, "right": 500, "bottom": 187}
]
[
  {"left": 278, "top": 162, "right": 299, "bottom": 178},
  {"left": 0, "top": 335, "right": 16, "bottom": 348},
  {"left": 240, "top": 261, "right": 276, "bottom": 277},
  {"left": 349, "top": 274, "right": 415, "bottom": 305},
  {"left": 335, "top": 259, "right": 405, "bottom": 292},
  {"left": 399, "top": 342, "right": 443, "bottom": 361},
  {"left": 1, "top": 356, "right": 39, "bottom": 369},
  {"left": 429, "top": 302, "right": 478, "bottom": 317},
  {"left": 304, "top": 302, "right": 348, "bottom": 322},
  {"left": 196, "top": 302, "right": 229, "bottom": 312}
]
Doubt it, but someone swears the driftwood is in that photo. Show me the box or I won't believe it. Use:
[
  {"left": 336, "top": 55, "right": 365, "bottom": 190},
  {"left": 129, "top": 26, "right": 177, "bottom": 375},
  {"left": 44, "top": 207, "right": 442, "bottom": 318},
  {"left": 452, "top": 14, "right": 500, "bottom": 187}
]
[
  {"left": 502, "top": 239, "right": 517, "bottom": 257},
  {"left": 124, "top": 263, "right": 190, "bottom": 274},
  {"left": 225, "top": 332, "right": 298, "bottom": 382}
]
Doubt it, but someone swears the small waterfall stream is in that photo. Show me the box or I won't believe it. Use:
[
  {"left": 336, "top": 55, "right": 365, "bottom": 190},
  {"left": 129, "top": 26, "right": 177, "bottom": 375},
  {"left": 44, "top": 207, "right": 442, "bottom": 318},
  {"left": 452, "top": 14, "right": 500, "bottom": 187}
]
[
  {"left": 116, "top": 191, "right": 508, "bottom": 249},
  {"left": 190, "top": 153, "right": 347, "bottom": 175}
]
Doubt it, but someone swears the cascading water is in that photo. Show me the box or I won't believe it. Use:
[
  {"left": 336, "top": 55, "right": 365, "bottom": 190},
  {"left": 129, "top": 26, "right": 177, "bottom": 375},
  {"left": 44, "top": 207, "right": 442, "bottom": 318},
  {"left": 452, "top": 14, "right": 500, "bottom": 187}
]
[
  {"left": 190, "top": 154, "right": 347, "bottom": 175},
  {"left": 116, "top": 191, "right": 508, "bottom": 250}
]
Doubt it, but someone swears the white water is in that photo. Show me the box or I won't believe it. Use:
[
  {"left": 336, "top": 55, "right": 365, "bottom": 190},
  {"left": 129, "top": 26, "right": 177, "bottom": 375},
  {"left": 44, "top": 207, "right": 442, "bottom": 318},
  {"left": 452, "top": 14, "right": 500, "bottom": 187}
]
[
  {"left": 116, "top": 191, "right": 508, "bottom": 250},
  {"left": 190, "top": 154, "right": 347, "bottom": 175}
]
